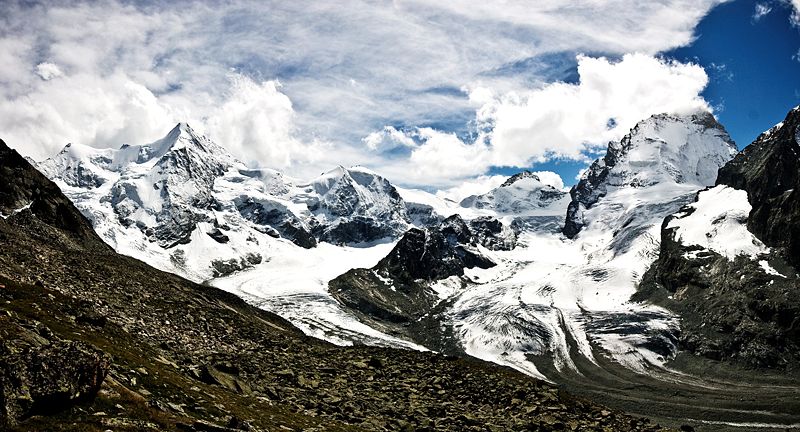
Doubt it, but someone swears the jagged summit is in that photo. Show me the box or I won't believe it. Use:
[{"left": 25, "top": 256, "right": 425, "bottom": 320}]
[
  {"left": 563, "top": 110, "right": 737, "bottom": 238},
  {"left": 500, "top": 170, "right": 540, "bottom": 187},
  {"left": 304, "top": 164, "right": 411, "bottom": 244},
  {"left": 460, "top": 170, "right": 569, "bottom": 217}
]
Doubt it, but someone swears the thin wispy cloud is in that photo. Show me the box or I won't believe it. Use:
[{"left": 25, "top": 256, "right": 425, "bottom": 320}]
[
  {"left": 753, "top": 3, "right": 773, "bottom": 21},
  {"left": 0, "top": 0, "right": 727, "bottom": 186}
]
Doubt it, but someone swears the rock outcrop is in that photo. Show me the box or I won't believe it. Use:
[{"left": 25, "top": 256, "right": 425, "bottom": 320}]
[
  {"left": 716, "top": 106, "right": 800, "bottom": 268},
  {"left": 329, "top": 215, "right": 511, "bottom": 340},
  {"left": 637, "top": 106, "right": 800, "bottom": 369},
  {"left": 0, "top": 339, "right": 111, "bottom": 426}
]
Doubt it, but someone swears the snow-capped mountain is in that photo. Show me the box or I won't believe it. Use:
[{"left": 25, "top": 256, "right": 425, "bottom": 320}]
[
  {"left": 39, "top": 124, "right": 413, "bottom": 282},
  {"left": 460, "top": 171, "right": 568, "bottom": 216},
  {"left": 564, "top": 111, "right": 736, "bottom": 238},
  {"left": 305, "top": 165, "right": 410, "bottom": 244},
  {"left": 639, "top": 106, "right": 800, "bottom": 368},
  {"left": 326, "top": 110, "right": 741, "bottom": 379}
]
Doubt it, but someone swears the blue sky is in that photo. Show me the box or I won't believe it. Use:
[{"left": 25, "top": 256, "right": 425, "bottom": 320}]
[
  {"left": 1, "top": 0, "right": 798, "bottom": 192},
  {"left": 670, "top": 0, "right": 800, "bottom": 149},
  {"left": 493, "top": 0, "right": 800, "bottom": 185}
]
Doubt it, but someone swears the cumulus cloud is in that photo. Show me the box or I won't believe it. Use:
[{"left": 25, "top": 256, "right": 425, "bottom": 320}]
[
  {"left": 0, "top": 72, "right": 179, "bottom": 160},
  {"left": 0, "top": 0, "right": 725, "bottom": 186},
  {"left": 204, "top": 75, "right": 324, "bottom": 169},
  {"left": 35, "top": 62, "right": 63, "bottom": 80},
  {"left": 480, "top": 54, "right": 710, "bottom": 166},
  {"left": 408, "top": 129, "right": 492, "bottom": 179},
  {"left": 362, "top": 127, "right": 417, "bottom": 152},
  {"left": 531, "top": 171, "right": 566, "bottom": 191},
  {"left": 371, "top": 53, "right": 711, "bottom": 186}
]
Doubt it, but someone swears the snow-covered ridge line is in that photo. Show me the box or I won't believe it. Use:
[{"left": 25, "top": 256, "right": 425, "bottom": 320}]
[{"left": 0, "top": 201, "right": 33, "bottom": 220}]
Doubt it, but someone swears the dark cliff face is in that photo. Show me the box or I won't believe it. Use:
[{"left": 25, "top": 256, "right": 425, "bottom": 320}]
[
  {"left": 329, "top": 215, "right": 501, "bottom": 329},
  {"left": 563, "top": 156, "right": 612, "bottom": 238},
  {"left": 716, "top": 107, "right": 800, "bottom": 267},
  {"left": 637, "top": 107, "right": 800, "bottom": 369},
  {"left": 0, "top": 139, "right": 102, "bottom": 244},
  {"left": 637, "top": 211, "right": 800, "bottom": 368}
]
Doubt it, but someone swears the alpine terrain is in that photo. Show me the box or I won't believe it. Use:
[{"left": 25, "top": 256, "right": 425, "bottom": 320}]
[
  {"left": 19, "top": 106, "right": 800, "bottom": 430},
  {"left": 0, "top": 137, "right": 669, "bottom": 431}
]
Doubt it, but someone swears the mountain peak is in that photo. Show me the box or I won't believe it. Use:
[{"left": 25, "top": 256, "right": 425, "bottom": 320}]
[
  {"left": 501, "top": 170, "right": 541, "bottom": 188},
  {"left": 563, "top": 110, "right": 737, "bottom": 238}
]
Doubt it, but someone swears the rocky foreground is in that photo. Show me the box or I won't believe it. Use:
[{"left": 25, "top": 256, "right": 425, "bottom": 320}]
[{"left": 0, "top": 140, "right": 671, "bottom": 431}]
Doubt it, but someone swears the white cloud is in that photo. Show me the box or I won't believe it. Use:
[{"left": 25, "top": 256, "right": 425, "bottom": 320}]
[
  {"left": 0, "top": 72, "right": 180, "bottom": 160},
  {"left": 363, "top": 126, "right": 417, "bottom": 151},
  {"left": 753, "top": 3, "right": 773, "bottom": 21},
  {"left": 479, "top": 54, "right": 710, "bottom": 166},
  {"left": 436, "top": 175, "right": 508, "bottom": 203},
  {"left": 407, "top": 128, "right": 492, "bottom": 182},
  {"left": 366, "top": 53, "right": 711, "bottom": 186},
  {"left": 35, "top": 62, "right": 63, "bottom": 80},
  {"left": 204, "top": 75, "right": 324, "bottom": 169},
  {"left": 792, "top": 0, "right": 800, "bottom": 25},
  {"left": 0, "top": 1, "right": 726, "bottom": 186},
  {"left": 531, "top": 171, "right": 566, "bottom": 191}
]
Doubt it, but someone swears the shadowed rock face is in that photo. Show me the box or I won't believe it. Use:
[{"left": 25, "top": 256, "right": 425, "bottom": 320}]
[
  {"left": 716, "top": 106, "right": 800, "bottom": 268},
  {"left": 329, "top": 215, "right": 505, "bottom": 337},
  {"left": 0, "top": 139, "right": 100, "bottom": 243},
  {"left": 638, "top": 107, "right": 800, "bottom": 369},
  {"left": 637, "top": 212, "right": 800, "bottom": 368}
]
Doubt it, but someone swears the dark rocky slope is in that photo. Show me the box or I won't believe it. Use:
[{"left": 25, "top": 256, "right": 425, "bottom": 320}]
[
  {"left": 637, "top": 107, "right": 800, "bottom": 369},
  {"left": 716, "top": 106, "right": 800, "bottom": 268},
  {"left": 0, "top": 138, "right": 666, "bottom": 431},
  {"left": 329, "top": 215, "right": 511, "bottom": 346}
]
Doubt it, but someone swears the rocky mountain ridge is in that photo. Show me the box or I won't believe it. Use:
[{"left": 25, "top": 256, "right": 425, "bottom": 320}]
[
  {"left": 0, "top": 137, "right": 669, "bottom": 431},
  {"left": 39, "top": 124, "right": 418, "bottom": 281},
  {"left": 637, "top": 105, "right": 800, "bottom": 369},
  {"left": 329, "top": 214, "right": 513, "bottom": 344}
]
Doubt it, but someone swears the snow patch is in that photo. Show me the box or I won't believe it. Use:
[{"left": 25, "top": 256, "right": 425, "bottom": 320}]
[
  {"left": 667, "top": 186, "right": 768, "bottom": 260},
  {"left": 759, "top": 260, "right": 786, "bottom": 278},
  {"left": 0, "top": 202, "right": 33, "bottom": 220}
]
